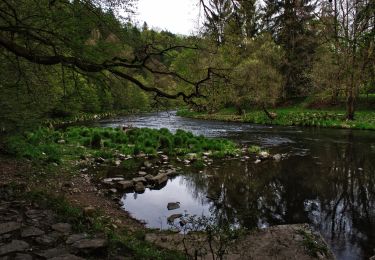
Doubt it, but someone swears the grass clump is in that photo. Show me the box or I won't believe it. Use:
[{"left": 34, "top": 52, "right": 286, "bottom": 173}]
[{"left": 5, "top": 126, "right": 239, "bottom": 165}]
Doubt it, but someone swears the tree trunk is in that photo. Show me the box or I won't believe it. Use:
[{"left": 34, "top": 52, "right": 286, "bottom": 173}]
[{"left": 346, "top": 90, "right": 355, "bottom": 120}]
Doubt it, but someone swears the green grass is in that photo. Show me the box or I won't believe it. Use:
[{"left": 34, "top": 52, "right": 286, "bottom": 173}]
[
  {"left": 177, "top": 107, "right": 375, "bottom": 130},
  {"left": 5, "top": 126, "right": 239, "bottom": 164}
]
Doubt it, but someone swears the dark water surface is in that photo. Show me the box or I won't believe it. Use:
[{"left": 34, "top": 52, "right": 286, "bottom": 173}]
[{"left": 98, "top": 111, "right": 375, "bottom": 260}]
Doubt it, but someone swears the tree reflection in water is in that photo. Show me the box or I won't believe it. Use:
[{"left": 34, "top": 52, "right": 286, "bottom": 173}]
[{"left": 180, "top": 131, "right": 375, "bottom": 259}]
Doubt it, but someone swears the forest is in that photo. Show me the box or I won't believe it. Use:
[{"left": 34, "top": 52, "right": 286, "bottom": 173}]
[
  {"left": 0, "top": 0, "right": 374, "bottom": 260},
  {"left": 0, "top": 0, "right": 374, "bottom": 132}
]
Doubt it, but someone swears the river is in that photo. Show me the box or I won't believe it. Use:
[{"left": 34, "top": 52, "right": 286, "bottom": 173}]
[{"left": 97, "top": 111, "right": 375, "bottom": 260}]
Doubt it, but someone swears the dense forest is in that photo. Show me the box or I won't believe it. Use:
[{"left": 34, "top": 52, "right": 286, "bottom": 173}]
[{"left": 0, "top": 0, "right": 374, "bottom": 132}]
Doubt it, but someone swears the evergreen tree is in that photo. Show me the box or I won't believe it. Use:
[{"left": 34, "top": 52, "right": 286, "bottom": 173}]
[{"left": 262, "top": 0, "right": 318, "bottom": 98}]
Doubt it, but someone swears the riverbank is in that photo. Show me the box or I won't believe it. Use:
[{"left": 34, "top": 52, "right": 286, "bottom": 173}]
[
  {"left": 0, "top": 126, "right": 335, "bottom": 259},
  {"left": 177, "top": 107, "right": 375, "bottom": 130},
  {"left": 0, "top": 154, "right": 334, "bottom": 260}
]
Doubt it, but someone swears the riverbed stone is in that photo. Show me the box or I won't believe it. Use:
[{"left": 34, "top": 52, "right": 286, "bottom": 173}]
[
  {"left": 144, "top": 174, "right": 154, "bottom": 182},
  {"left": 273, "top": 154, "right": 282, "bottom": 162},
  {"left": 51, "top": 223, "right": 72, "bottom": 234},
  {"left": 144, "top": 161, "right": 152, "bottom": 168},
  {"left": 167, "top": 214, "right": 182, "bottom": 223},
  {"left": 21, "top": 226, "right": 45, "bottom": 238},
  {"left": 166, "top": 169, "right": 177, "bottom": 176},
  {"left": 0, "top": 240, "right": 29, "bottom": 255},
  {"left": 167, "top": 202, "right": 180, "bottom": 210},
  {"left": 151, "top": 173, "right": 168, "bottom": 185},
  {"left": 132, "top": 177, "right": 147, "bottom": 183},
  {"left": 259, "top": 151, "right": 270, "bottom": 159},
  {"left": 134, "top": 182, "right": 145, "bottom": 193},
  {"left": 117, "top": 181, "right": 133, "bottom": 190},
  {"left": 0, "top": 222, "right": 21, "bottom": 235},
  {"left": 138, "top": 171, "right": 147, "bottom": 176}
]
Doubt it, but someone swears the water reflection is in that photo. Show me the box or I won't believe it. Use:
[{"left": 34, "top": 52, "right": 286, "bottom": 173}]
[{"left": 103, "top": 112, "right": 375, "bottom": 259}]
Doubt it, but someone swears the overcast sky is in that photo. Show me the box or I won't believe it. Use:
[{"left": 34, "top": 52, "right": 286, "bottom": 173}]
[{"left": 135, "top": 0, "right": 201, "bottom": 35}]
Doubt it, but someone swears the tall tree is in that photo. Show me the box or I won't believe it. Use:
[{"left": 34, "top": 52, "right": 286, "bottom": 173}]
[{"left": 262, "top": 0, "right": 318, "bottom": 99}]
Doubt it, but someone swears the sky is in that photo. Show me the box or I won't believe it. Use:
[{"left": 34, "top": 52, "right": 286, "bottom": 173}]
[{"left": 135, "top": 0, "right": 201, "bottom": 35}]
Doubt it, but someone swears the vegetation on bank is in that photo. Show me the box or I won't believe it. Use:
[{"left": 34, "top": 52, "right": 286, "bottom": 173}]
[
  {"left": 177, "top": 107, "right": 375, "bottom": 130},
  {"left": 5, "top": 126, "right": 239, "bottom": 165}
]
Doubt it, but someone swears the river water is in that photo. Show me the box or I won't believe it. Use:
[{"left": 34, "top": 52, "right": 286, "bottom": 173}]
[{"left": 98, "top": 111, "right": 375, "bottom": 260}]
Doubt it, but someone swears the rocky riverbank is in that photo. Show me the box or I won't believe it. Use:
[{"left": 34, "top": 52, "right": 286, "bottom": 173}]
[{"left": 0, "top": 149, "right": 335, "bottom": 260}]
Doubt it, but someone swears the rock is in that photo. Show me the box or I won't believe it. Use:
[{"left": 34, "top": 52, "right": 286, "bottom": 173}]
[
  {"left": 37, "top": 247, "right": 70, "bottom": 258},
  {"left": 132, "top": 177, "right": 147, "bottom": 183},
  {"left": 50, "top": 254, "right": 85, "bottom": 260},
  {"left": 144, "top": 161, "right": 152, "bottom": 168},
  {"left": 57, "top": 139, "right": 66, "bottom": 144},
  {"left": 102, "top": 177, "right": 124, "bottom": 183},
  {"left": 0, "top": 222, "right": 21, "bottom": 235},
  {"left": 167, "top": 214, "right": 182, "bottom": 223},
  {"left": 138, "top": 171, "right": 147, "bottom": 176},
  {"left": 114, "top": 160, "right": 121, "bottom": 166},
  {"left": 161, "top": 155, "right": 169, "bottom": 161},
  {"left": 109, "top": 188, "right": 117, "bottom": 194},
  {"left": 183, "top": 160, "right": 191, "bottom": 164},
  {"left": 254, "top": 159, "right": 261, "bottom": 164},
  {"left": 95, "top": 157, "right": 105, "bottom": 163},
  {"left": 83, "top": 206, "right": 96, "bottom": 216},
  {"left": 151, "top": 173, "right": 168, "bottom": 185},
  {"left": 273, "top": 154, "right": 282, "bottom": 162},
  {"left": 118, "top": 154, "right": 127, "bottom": 160},
  {"left": 117, "top": 181, "right": 133, "bottom": 190},
  {"left": 35, "top": 235, "right": 57, "bottom": 246},
  {"left": 166, "top": 169, "right": 177, "bottom": 176},
  {"left": 167, "top": 202, "right": 180, "bottom": 210},
  {"left": 134, "top": 182, "right": 145, "bottom": 193},
  {"left": 186, "top": 153, "right": 197, "bottom": 160},
  {"left": 51, "top": 223, "right": 72, "bottom": 234},
  {"left": 72, "top": 238, "right": 107, "bottom": 250},
  {"left": 66, "top": 234, "right": 87, "bottom": 244},
  {"left": 21, "top": 226, "right": 45, "bottom": 238},
  {"left": 259, "top": 151, "right": 270, "bottom": 159},
  {"left": 14, "top": 253, "right": 32, "bottom": 260},
  {"left": 144, "top": 174, "right": 154, "bottom": 182},
  {"left": 0, "top": 240, "right": 29, "bottom": 255}
]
